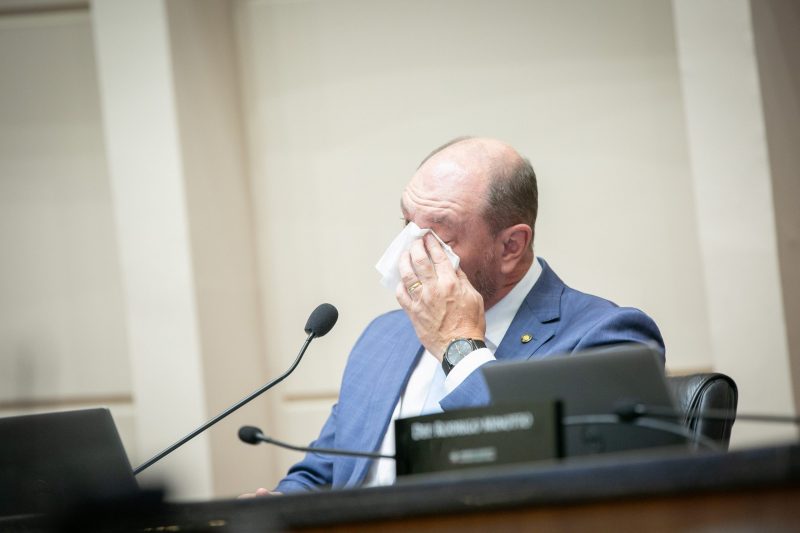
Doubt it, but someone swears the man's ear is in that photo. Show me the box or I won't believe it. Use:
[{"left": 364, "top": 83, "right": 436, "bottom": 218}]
[{"left": 498, "top": 224, "right": 533, "bottom": 274}]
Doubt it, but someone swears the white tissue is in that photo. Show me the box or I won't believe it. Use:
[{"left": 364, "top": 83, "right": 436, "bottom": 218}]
[{"left": 375, "top": 222, "right": 460, "bottom": 290}]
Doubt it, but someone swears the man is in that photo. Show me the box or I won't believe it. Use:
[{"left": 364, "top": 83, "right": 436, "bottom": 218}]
[{"left": 247, "top": 137, "right": 663, "bottom": 494}]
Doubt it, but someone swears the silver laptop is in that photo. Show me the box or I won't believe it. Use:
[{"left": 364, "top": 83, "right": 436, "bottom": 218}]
[
  {"left": 483, "top": 343, "right": 687, "bottom": 457},
  {"left": 0, "top": 407, "right": 139, "bottom": 516}
]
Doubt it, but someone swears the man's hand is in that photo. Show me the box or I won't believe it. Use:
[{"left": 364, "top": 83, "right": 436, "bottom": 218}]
[
  {"left": 396, "top": 233, "right": 486, "bottom": 360},
  {"left": 238, "top": 488, "right": 281, "bottom": 498}
]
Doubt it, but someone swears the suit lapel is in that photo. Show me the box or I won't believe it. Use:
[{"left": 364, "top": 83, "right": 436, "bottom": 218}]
[{"left": 495, "top": 258, "right": 564, "bottom": 361}]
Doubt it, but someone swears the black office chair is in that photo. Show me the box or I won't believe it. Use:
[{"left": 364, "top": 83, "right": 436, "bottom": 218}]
[{"left": 666, "top": 373, "right": 738, "bottom": 450}]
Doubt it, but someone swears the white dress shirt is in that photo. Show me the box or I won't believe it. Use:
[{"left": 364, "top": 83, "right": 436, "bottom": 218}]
[{"left": 363, "top": 258, "right": 542, "bottom": 486}]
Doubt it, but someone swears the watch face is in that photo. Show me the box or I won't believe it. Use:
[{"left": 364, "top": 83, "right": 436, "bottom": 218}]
[{"left": 446, "top": 339, "right": 474, "bottom": 364}]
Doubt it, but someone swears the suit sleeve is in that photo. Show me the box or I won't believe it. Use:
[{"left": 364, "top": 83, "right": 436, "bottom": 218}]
[
  {"left": 438, "top": 362, "right": 495, "bottom": 411},
  {"left": 439, "top": 306, "right": 665, "bottom": 411},
  {"left": 273, "top": 403, "right": 338, "bottom": 493},
  {"left": 573, "top": 307, "right": 665, "bottom": 363}
]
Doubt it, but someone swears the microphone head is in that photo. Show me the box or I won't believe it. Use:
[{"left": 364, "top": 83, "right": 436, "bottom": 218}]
[
  {"left": 238, "top": 425, "right": 264, "bottom": 445},
  {"left": 304, "top": 303, "right": 338, "bottom": 337}
]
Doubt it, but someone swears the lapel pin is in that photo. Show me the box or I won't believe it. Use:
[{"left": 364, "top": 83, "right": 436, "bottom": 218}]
[{"left": 521, "top": 333, "right": 533, "bottom": 344}]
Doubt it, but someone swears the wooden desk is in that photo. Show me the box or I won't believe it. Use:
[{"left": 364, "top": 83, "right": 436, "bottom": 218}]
[
  {"left": 6, "top": 443, "right": 800, "bottom": 532},
  {"left": 171, "top": 444, "right": 800, "bottom": 532}
]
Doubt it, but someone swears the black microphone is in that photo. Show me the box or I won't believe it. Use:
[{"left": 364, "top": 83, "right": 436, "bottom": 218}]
[
  {"left": 304, "top": 303, "right": 338, "bottom": 337},
  {"left": 238, "top": 425, "right": 394, "bottom": 460},
  {"left": 133, "top": 303, "right": 339, "bottom": 475}
]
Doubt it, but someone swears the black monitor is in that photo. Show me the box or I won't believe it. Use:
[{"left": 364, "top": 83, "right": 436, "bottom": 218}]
[
  {"left": 0, "top": 407, "right": 139, "bottom": 517},
  {"left": 483, "top": 343, "right": 687, "bottom": 457}
]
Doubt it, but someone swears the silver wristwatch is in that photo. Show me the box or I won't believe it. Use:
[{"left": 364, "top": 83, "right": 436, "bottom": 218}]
[{"left": 442, "top": 338, "right": 487, "bottom": 375}]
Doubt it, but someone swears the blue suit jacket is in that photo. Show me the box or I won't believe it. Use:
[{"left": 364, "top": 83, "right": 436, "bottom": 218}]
[{"left": 275, "top": 258, "right": 664, "bottom": 493}]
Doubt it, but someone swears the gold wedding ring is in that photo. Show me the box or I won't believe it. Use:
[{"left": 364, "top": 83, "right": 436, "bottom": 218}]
[{"left": 407, "top": 281, "right": 423, "bottom": 294}]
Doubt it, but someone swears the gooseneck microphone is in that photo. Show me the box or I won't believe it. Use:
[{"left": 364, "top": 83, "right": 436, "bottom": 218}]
[
  {"left": 562, "top": 414, "right": 723, "bottom": 451},
  {"left": 614, "top": 402, "right": 800, "bottom": 426},
  {"left": 238, "top": 425, "right": 394, "bottom": 460},
  {"left": 133, "top": 303, "right": 339, "bottom": 475}
]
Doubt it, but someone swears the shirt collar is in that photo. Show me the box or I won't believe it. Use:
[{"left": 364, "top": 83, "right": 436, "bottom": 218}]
[{"left": 483, "top": 257, "right": 542, "bottom": 350}]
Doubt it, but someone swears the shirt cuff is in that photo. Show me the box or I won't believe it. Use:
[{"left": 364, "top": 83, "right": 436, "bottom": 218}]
[{"left": 443, "top": 347, "right": 496, "bottom": 394}]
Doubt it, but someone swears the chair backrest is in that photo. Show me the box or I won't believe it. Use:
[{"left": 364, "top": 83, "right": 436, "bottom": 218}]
[{"left": 666, "top": 373, "right": 738, "bottom": 449}]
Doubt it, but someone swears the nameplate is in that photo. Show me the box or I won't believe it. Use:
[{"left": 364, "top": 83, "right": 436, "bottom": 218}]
[{"left": 394, "top": 402, "right": 562, "bottom": 477}]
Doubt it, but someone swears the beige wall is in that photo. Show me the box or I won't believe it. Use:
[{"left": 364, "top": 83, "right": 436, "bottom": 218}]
[
  {"left": 0, "top": 10, "right": 129, "bottom": 404},
  {"left": 91, "top": 0, "right": 270, "bottom": 499},
  {"left": 751, "top": 0, "right": 800, "bottom": 417},
  {"left": 0, "top": 8, "right": 136, "bottom": 457},
  {"left": 672, "top": 0, "right": 796, "bottom": 447},
  {"left": 0, "top": 0, "right": 797, "bottom": 498},
  {"left": 165, "top": 0, "right": 272, "bottom": 498}
]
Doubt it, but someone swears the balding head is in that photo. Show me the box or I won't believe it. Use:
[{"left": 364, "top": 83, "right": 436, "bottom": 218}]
[{"left": 417, "top": 137, "right": 538, "bottom": 240}]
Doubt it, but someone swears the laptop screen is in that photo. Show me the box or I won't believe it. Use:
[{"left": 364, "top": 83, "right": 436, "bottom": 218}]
[
  {"left": 482, "top": 343, "right": 687, "bottom": 457},
  {"left": 0, "top": 407, "right": 139, "bottom": 516}
]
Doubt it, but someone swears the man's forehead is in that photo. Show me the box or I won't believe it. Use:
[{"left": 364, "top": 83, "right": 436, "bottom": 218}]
[
  {"left": 399, "top": 196, "right": 453, "bottom": 226},
  {"left": 407, "top": 157, "right": 484, "bottom": 197},
  {"left": 418, "top": 158, "right": 472, "bottom": 188},
  {"left": 399, "top": 147, "right": 491, "bottom": 226}
]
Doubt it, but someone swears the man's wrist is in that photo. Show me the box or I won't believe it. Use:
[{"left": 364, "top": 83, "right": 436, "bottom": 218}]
[{"left": 443, "top": 348, "right": 496, "bottom": 393}]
